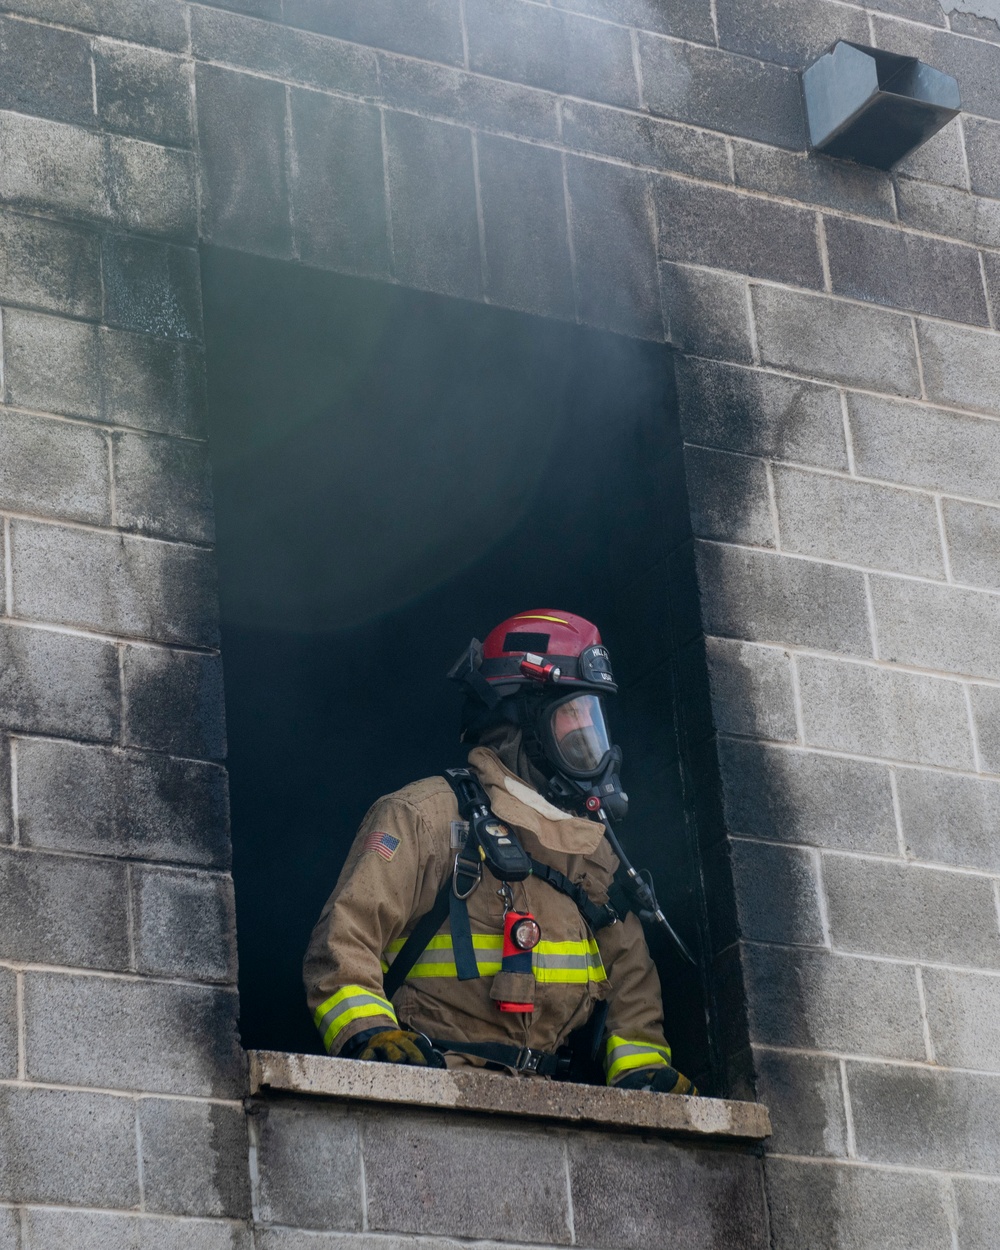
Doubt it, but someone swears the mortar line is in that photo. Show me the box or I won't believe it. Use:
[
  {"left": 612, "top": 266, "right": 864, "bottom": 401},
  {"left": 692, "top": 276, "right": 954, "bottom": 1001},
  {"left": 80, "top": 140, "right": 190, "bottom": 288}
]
[
  {"left": 934, "top": 495, "right": 953, "bottom": 583},
  {"left": 866, "top": 9, "right": 878, "bottom": 43},
  {"left": 956, "top": 113, "right": 973, "bottom": 193},
  {"left": 813, "top": 849, "right": 833, "bottom": 949},
  {"left": 942, "top": 1176, "right": 962, "bottom": 1250},
  {"left": 744, "top": 279, "right": 760, "bottom": 363},
  {"left": 135, "top": 1109, "right": 146, "bottom": 1212},
  {"left": 734, "top": 836, "right": 1000, "bottom": 883},
  {"left": 979, "top": 250, "right": 996, "bottom": 331},
  {"left": 378, "top": 108, "right": 396, "bottom": 273},
  {"left": 0, "top": 614, "right": 220, "bottom": 656},
  {"left": 724, "top": 135, "right": 735, "bottom": 183},
  {"left": 7, "top": 728, "right": 224, "bottom": 772},
  {"left": 358, "top": 1116, "right": 369, "bottom": 1231},
  {"left": 839, "top": 391, "right": 857, "bottom": 476},
  {"left": 4, "top": 1202, "right": 247, "bottom": 1227},
  {"left": 247, "top": 1113, "right": 262, "bottom": 1225},
  {"left": 17, "top": 1207, "right": 25, "bottom": 1250},
  {"left": 757, "top": 1040, "right": 1000, "bottom": 1078},
  {"left": 284, "top": 85, "right": 301, "bottom": 261},
  {"left": 910, "top": 316, "right": 927, "bottom": 400},
  {"left": 840, "top": 1058, "right": 858, "bottom": 1158},
  {"left": 963, "top": 683, "right": 984, "bottom": 774},
  {"left": 993, "top": 879, "right": 1000, "bottom": 939},
  {"left": 914, "top": 965, "right": 936, "bottom": 1064},
  {"left": 107, "top": 433, "right": 118, "bottom": 529},
  {"left": 458, "top": 0, "right": 470, "bottom": 69},
  {"left": 561, "top": 150, "right": 581, "bottom": 323},
  {"left": 117, "top": 641, "right": 127, "bottom": 748},
  {"left": 470, "top": 130, "right": 490, "bottom": 299},
  {"left": 0, "top": 1075, "right": 244, "bottom": 1105},
  {"left": 15, "top": 972, "right": 25, "bottom": 1081},
  {"left": 709, "top": 0, "right": 720, "bottom": 43},
  {"left": 629, "top": 27, "right": 645, "bottom": 111},
  {"left": 862, "top": 571, "right": 880, "bottom": 660},
  {"left": 0, "top": 401, "right": 209, "bottom": 444},
  {"left": 183, "top": 1, "right": 193, "bottom": 55},
  {"left": 763, "top": 460, "right": 782, "bottom": 551},
  {"left": 0, "top": 842, "right": 231, "bottom": 880},
  {"left": 89, "top": 51, "right": 98, "bottom": 117},
  {"left": 563, "top": 1137, "right": 577, "bottom": 1245},
  {"left": 0, "top": 306, "right": 6, "bottom": 404},
  {"left": 788, "top": 652, "right": 806, "bottom": 745},
  {"left": 3, "top": 518, "right": 12, "bottom": 616},
  {"left": 887, "top": 767, "right": 908, "bottom": 859},
  {"left": 0, "top": 508, "right": 213, "bottom": 551},
  {"left": 765, "top": 1150, "right": 1000, "bottom": 1184},
  {"left": 816, "top": 212, "right": 832, "bottom": 292},
  {"left": 9, "top": 738, "right": 19, "bottom": 848},
  {"left": 124, "top": 861, "right": 137, "bottom": 973}
]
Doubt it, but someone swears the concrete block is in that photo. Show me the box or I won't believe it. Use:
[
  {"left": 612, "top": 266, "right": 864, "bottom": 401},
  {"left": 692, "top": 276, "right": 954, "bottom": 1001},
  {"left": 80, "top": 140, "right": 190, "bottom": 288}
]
[
  {"left": 705, "top": 637, "right": 797, "bottom": 739},
  {"left": 922, "top": 967, "right": 1000, "bottom": 1072},
  {"left": 871, "top": 576, "right": 1000, "bottom": 681},
  {"left": 772, "top": 467, "right": 945, "bottom": 578},
  {"left": 252, "top": 1099, "right": 363, "bottom": 1229},
  {"left": 140, "top": 1098, "right": 251, "bottom": 1217},
  {"left": 686, "top": 447, "right": 774, "bottom": 548},
  {"left": 565, "top": 154, "right": 661, "bottom": 339},
  {"left": 847, "top": 393, "right": 1000, "bottom": 502},
  {"left": 894, "top": 180, "right": 1000, "bottom": 251},
  {"left": 730, "top": 839, "right": 825, "bottom": 946},
  {"left": 954, "top": 1178, "right": 1000, "bottom": 1250},
  {"left": 122, "top": 646, "right": 227, "bottom": 760},
  {"left": 383, "top": 111, "right": 481, "bottom": 301},
  {"left": 639, "top": 35, "right": 805, "bottom": 149},
  {"left": 22, "top": 1209, "right": 250, "bottom": 1250},
  {"left": 284, "top": 0, "right": 465, "bottom": 64},
  {"left": 190, "top": 5, "right": 378, "bottom": 97},
  {"left": 744, "top": 945, "right": 925, "bottom": 1059},
  {"left": 113, "top": 430, "right": 215, "bottom": 544},
  {"left": 0, "top": 740, "right": 9, "bottom": 846},
  {"left": 917, "top": 319, "right": 1000, "bottom": 418},
  {"left": 796, "top": 656, "right": 974, "bottom": 770},
  {"left": 561, "top": 99, "right": 728, "bottom": 179},
  {"left": 465, "top": 0, "right": 638, "bottom": 109},
  {"left": 0, "top": 0, "right": 188, "bottom": 51},
  {"left": 363, "top": 1107, "right": 571, "bottom": 1242},
  {"left": 894, "top": 117, "right": 968, "bottom": 190},
  {"left": 972, "top": 684, "right": 1000, "bottom": 774},
  {"left": 848, "top": 1062, "right": 1000, "bottom": 1172},
  {"left": 134, "top": 866, "right": 236, "bottom": 983},
  {"left": 568, "top": 1130, "right": 768, "bottom": 1250},
  {"left": 10, "top": 520, "right": 219, "bottom": 648},
  {"left": 752, "top": 286, "right": 921, "bottom": 397},
  {"left": 754, "top": 1048, "right": 848, "bottom": 1157},
  {"left": 380, "top": 54, "right": 559, "bottom": 142},
  {"left": 944, "top": 500, "right": 1000, "bottom": 591},
  {"left": 825, "top": 217, "right": 988, "bottom": 327},
  {"left": 0, "top": 847, "right": 129, "bottom": 970},
  {"left": 732, "top": 141, "right": 895, "bottom": 220},
  {"left": 656, "top": 177, "right": 823, "bottom": 288},
  {"left": 720, "top": 735, "right": 900, "bottom": 855},
  {"left": 964, "top": 116, "right": 1000, "bottom": 199},
  {"left": 553, "top": 0, "right": 715, "bottom": 41},
  {"left": 196, "top": 64, "right": 292, "bottom": 258},
  {"left": 0, "top": 110, "right": 107, "bottom": 223},
  {"left": 94, "top": 39, "right": 193, "bottom": 147},
  {"left": 766, "top": 1158, "right": 953, "bottom": 1250},
  {"left": 101, "top": 328, "right": 207, "bottom": 438},
  {"left": 24, "top": 971, "right": 244, "bottom": 1097},
  {"left": 0, "top": 209, "right": 100, "bottom": 318},
  {"left": 0, "top": 1209, "right": 14, "bottom": 1250},
  {"left": 106, "top": 135, "right": 197, "bottom": 240},
  {"left": 101, "top": 234, "right": 202, "bottom": 341},
  {"left": 696, "top": 543, "right": 872, "bottom": 655},
  {"left": 0, "top": 967, "right": 15, "bottom": 1079},
  {"left": 477, "top": 134, "right": 575, "bottom": 319},
  {"left": 0, "top": 622, "right": 119, "bottom": 742},
  {"left": 715, "top": 0, "right": 869, "bottom": 68},
  {"left": 3, "top": 308, "right": 100, "bottom": 418},
  {"left": 676, "top": 357, "right": 847, "bottom": 470},
  {"left": 871, "top": 16, "right": 1000, "bottom": 124},
  {"left": 846, "top": 0, "right": 945, "bottom": 22},
  {"left": 0, "top": 408, "right": 110, "bottom": 524},
  {"left": 16, "top": 737, "right": 231, "bottom": 868},
  {"left": 288, "top": 90, "right": 390, "bottom": 279},
  {"left": 824, "top": 854, "right": 1000, "bottom": 967},
  {"left": 944, "top": 6, "right": 1000, "bottom": 41},
  {"left": 897, "top": 768, "right": 1000, "bottom": 872},
  {"left": 661, "top": 263, "right": 754, "bottom": 363},
  {"left": 0, "top": 1084, "right": 138, "bottom": 1206},
  {"left": 0, "top": 14, "right": 92, "bottom": 126}
]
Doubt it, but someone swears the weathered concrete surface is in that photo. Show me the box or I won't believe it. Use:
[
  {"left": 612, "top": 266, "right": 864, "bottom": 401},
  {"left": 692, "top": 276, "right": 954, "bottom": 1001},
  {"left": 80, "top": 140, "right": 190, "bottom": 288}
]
[{"left": 248, "top": 1050, "right": 771, "bottom": 1140}]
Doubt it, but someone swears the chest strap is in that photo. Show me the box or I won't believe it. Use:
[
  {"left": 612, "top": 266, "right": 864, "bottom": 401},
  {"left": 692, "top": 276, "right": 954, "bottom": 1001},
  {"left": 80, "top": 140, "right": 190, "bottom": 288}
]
[{"left": 380, "top": 769, "right": 618, "bottom": 1000}]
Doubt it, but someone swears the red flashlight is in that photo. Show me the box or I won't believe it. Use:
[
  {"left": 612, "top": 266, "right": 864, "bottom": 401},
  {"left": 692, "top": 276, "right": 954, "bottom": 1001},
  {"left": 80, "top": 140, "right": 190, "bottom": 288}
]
[
  {"left": 519, "top": 653, "right": 562, "bottom": 684},
  {"left": 496, "top": 910, "right": 540, "bottom": 1013}
]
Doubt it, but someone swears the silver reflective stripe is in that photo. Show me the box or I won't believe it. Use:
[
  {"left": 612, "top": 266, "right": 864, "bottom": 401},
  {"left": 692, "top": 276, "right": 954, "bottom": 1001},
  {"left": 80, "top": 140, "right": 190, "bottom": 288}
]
[
  {"left": 316, "top": 991, "right": 392, "bottom": 1036},
  {"left": 533, "top": 951, "right": 604, "bottom": 971},
  {"left": 607, "top": 1041, "right": 668, "bottom": 1065}
]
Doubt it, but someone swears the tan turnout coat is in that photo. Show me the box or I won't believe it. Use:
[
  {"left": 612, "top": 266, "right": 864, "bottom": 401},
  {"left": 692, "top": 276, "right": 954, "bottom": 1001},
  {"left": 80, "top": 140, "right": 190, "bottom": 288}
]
[{"left": 304, "top": 747, "right": 672, "bottom": 1077}]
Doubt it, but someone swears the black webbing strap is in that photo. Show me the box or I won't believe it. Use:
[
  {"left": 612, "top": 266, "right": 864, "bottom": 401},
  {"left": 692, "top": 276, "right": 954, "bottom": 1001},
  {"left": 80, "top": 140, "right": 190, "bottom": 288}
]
[
  {"left": 429, "top": 1038, "right": 570, "bottom": 1077},
  {"left": 527, "top": 857, "right": 619, "bottom": 932},
  {"left": 381, "top": 883, "right": 451, "bottom": 1000}
]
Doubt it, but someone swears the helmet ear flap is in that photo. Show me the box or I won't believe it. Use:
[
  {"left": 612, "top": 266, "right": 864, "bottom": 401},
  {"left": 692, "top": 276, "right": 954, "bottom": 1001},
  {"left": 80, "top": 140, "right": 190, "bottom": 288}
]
[{"left": 447, "top": 638, "right": 502, "bottom": 709}]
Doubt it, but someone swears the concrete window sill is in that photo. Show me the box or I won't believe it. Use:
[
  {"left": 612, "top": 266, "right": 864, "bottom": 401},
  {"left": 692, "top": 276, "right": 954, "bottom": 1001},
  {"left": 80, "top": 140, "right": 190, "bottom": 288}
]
[{"left": 248, "top": 1050, "right": 771, "bottom": 1141}]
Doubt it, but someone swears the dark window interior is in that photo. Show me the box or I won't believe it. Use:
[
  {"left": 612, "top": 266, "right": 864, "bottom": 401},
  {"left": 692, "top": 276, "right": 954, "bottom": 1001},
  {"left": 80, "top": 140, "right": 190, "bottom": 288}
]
[{"left": 202, "top": 249, "right": 717, "bottom": 1086}]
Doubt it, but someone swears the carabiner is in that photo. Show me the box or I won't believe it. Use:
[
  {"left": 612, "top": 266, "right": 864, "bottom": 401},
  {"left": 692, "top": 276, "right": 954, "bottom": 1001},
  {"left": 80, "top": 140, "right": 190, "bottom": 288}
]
[{"left": 453, "top": 850, "right": 482, "bottom": 900}]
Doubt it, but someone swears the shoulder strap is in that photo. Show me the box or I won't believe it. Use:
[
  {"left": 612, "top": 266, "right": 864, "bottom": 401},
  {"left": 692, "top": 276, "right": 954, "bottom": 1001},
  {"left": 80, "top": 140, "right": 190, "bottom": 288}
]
[{"left": 527, "top": 856, "right": 619, "bottom": 932}]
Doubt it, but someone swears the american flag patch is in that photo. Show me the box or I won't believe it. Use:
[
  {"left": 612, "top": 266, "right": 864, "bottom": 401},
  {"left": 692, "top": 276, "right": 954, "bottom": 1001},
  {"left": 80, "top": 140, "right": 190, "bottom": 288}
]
[{"left": 362, "top": 830, "right": 401, "bottom": 861}]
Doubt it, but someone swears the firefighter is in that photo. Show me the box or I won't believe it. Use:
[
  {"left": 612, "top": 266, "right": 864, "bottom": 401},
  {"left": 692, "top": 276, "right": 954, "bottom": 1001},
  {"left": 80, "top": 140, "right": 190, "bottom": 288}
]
[{"left": 303, "top": 611, "right": 696, "bottom": 1094}]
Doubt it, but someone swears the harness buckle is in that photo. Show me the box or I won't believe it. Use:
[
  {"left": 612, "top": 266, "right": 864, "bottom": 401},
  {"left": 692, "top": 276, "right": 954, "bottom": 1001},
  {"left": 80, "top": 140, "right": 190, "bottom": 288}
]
[
  {"left": 515, "top": 1047, "right": 544, "bottom": 1073},
  {"left": 453, "top": 851, "right": 482, "bottom": 900}
]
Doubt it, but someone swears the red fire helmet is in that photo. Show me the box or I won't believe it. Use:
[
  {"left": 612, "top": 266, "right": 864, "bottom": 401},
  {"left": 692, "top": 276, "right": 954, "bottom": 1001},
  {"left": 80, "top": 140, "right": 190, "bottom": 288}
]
[{"left": 474, "top": 609, "right": 617, "bottom": 699}]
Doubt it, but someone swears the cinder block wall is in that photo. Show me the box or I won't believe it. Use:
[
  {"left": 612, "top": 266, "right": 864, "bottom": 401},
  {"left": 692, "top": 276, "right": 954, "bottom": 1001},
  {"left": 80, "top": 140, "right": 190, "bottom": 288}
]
[{"left": 1, "top": 1, "right": 999, "bottom": 1247}]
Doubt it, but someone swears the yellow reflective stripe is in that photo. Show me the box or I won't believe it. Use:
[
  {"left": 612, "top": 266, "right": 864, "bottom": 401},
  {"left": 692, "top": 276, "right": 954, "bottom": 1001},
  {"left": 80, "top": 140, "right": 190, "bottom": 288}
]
[
  {"left": 313, "top": 985, "right": 397, "bottom": 1052},
  {"left": 604, "top": 1034, "right": 673, "bottom": 1084},
  {"left": 381, "top": 933, "right": 606, "bottom": 984}
]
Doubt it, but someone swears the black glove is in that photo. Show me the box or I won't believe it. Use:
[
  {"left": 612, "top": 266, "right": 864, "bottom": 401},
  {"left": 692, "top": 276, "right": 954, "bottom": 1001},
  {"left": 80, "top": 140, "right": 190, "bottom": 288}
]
[
  {"left": 345, "top": 1027, "right": 446, "bottom": 1067},
  {"left": 616, "top": 1066, "right": 698, "bottom": 1096}
]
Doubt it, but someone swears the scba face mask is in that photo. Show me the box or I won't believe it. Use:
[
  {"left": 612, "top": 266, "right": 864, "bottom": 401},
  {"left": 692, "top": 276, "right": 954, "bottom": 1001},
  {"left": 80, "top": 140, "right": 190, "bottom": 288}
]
[{"left": 537, "top": 692, "right": 629, "bottom": 822}]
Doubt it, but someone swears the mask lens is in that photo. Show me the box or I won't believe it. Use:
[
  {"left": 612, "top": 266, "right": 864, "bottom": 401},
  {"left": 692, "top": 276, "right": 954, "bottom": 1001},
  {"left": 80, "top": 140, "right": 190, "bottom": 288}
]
[{"left": 548, "top": 694, "right": 611, "bottom": 773}]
